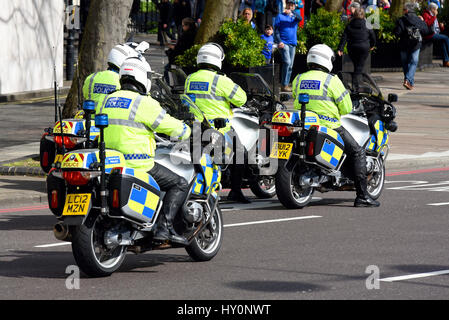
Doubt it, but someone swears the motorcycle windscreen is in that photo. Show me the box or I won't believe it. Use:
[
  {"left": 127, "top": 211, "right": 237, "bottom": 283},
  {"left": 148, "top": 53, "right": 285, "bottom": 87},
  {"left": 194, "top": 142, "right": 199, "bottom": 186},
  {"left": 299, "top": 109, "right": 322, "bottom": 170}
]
[{"left": 307, "top": 126, "right": 345, "bottom": 170}]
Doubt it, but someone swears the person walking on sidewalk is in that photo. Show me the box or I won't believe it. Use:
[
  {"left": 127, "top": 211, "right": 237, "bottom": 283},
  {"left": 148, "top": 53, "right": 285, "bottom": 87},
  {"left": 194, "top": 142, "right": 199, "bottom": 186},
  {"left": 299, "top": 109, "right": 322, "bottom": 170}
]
[
  {"left": 274, "top": 0, "right": 302, "bottom": 92},
  {"left": 337, "top": 8, "right": 376, "bottom": 92},
  {"left": 422, "top": 2, "right": 449, "bottom": 67},
  {"left": 394, "top": 2, "right": 429, "bottom": 90}
]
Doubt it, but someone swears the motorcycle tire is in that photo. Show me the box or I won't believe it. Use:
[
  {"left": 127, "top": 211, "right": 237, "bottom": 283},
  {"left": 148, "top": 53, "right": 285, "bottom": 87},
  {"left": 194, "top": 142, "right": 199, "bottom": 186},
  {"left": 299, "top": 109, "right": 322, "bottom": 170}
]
[
  {"left": 186, "top": 207, "right": 223, "bottom": 262},
  {"left": 71, "top": 214, "right": 127, "bottom": 277},
  {"left": 249, "top": 176, "right": 276, "bottom": 199},
  {"left": 367, "top": 159, "right": 385, "bottom": 200},
  {"left": 275, "top": 160, "right": 314, "bottom": 209}
]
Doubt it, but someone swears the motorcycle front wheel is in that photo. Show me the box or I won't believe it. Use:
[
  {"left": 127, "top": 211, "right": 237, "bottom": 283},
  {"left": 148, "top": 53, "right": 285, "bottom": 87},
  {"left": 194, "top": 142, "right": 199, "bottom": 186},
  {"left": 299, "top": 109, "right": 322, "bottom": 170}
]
[
  {"left": 71, "top": 213, "right": 127, "bottom": 277},
  {"left": 367, "top": 158, "right": 385, "bottom": 200},
  {"left": 275, "top": 160, "right": 314, "bottom": 209},
  {"left": 186, "top": 207, "right": 223, "bottom": 261},
  {"left": 249, "top": 176, "right": 276, "bottom": 199}
]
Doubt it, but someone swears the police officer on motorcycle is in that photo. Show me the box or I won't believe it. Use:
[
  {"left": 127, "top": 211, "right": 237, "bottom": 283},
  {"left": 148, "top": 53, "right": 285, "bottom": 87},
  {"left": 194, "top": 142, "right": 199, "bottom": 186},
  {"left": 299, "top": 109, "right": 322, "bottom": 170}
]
[
  {"left": 83, "top": 42, "right": 148, "bottom": 112},
  {"left": 184, "top": 43, "right": 251, "bottom": 203},
  {"left": 98, "top": 56, "right": 192, "bottom": 245},
  {"left": 291, "top": 44, "right": 380, "bottom": 207}
]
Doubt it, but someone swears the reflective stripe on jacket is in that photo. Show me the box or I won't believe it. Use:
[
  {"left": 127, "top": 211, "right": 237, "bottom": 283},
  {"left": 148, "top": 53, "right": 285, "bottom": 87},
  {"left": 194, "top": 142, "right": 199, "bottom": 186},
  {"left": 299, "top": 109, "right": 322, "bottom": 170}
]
[
  {"left": 83, "top": 70, "right": 120, "bottom": 109},
  {"left": 292, "top": 70, "right": 352, "bottom": 129},
  {"left": 98, "top": 90, "right": 191, "bottom": 171},
  {"left": 184, "top": 69, "right": 247, "bottom": 132}
]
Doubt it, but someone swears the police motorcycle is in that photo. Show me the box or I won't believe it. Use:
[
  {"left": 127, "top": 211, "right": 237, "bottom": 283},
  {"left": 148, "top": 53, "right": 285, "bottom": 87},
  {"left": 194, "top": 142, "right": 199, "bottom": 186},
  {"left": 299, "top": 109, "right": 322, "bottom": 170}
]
[
  {"left": 268, "top": 73, "right": 398, "bottom": 209},
  {"left": 46, "top": 97, "right": 223, "bottom": 277},
  {"left": 39, "top": 41, "right": 150, "bottom": 173},
  {"left": 215, "top": 72, "right": 289, "bottom": 199}
]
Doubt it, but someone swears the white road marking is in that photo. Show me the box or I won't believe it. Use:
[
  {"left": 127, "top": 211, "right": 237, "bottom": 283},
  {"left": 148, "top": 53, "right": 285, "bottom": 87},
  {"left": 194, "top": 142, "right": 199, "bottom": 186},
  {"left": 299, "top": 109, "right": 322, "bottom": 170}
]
[
  {"left": 34, "top": 242, "right": 71, "bottom": 248},
  {"left": 387, "top": 181, "right": 449, "bottom": 192},
  {"left": 380, "top": 270, "right": 449, "bottom": 282},
  {"left": 224, "top": 215, "right": 322, "bottom": 228},
  {"left": 427, "top": 202, "right": 449, "bottom": 206}
]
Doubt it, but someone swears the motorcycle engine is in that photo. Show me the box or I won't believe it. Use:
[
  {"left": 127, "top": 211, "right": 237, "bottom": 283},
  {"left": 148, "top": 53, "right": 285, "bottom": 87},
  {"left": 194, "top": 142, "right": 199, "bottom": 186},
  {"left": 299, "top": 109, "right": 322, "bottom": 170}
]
[{"left": 183, "top": 201, "right": 204, "bottom": 223}]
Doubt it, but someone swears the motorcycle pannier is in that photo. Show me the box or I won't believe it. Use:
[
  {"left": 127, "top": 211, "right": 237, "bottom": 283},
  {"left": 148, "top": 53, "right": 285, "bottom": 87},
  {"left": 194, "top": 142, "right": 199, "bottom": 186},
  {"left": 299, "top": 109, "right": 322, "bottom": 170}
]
[
  {"left": 108, "top": 168, "right": 161, "bottom": 224},
  {"left": 306, "top": 126, "right": 345, "bottom": 170}
]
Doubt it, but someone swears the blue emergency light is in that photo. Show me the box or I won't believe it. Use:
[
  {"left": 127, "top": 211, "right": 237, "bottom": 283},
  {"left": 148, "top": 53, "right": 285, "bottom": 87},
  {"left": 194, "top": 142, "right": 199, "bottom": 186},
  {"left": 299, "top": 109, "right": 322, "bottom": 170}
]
[
  {"left": 298, "top": 93, "right": 309, "bottom": 104},
  {"left": 95, "top": 113, "right": 109, "bottom": 128},
  {"left": 83, "top": 100, "right": 96, "bottom": 112}
]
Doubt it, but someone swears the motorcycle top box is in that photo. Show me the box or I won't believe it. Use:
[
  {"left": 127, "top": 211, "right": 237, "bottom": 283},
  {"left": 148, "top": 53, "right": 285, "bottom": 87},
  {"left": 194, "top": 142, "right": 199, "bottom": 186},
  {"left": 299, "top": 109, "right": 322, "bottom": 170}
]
[
  {"left": 108, "top": 168, "right": 161, "bottom": 226},
  {"left": 306, "top": 126, "right": 345, "bottom": 170}
]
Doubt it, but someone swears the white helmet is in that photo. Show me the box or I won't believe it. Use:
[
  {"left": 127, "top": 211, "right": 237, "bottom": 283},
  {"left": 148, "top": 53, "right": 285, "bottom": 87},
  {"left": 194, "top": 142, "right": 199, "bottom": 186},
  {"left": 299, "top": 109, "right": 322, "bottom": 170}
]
[
  {"left": 196, "top": 43, "right": 225, "bottom": 70},
  {"left": 307, "top": 44, "right": 335, "bottom": 73},
  {"left": 119, "top": 57, "right": 152, "bottom": 93},
  {"left": 107, "top": 41, "right": 149, "bottom": 70}
]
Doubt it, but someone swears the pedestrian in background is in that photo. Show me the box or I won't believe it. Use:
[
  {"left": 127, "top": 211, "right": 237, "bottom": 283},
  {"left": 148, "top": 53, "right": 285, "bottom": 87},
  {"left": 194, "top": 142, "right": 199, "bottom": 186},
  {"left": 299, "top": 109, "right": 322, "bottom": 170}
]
[
  {"left": 241, "top": 7, "right": 257, "bottom": 29},
  {"left": 337, "top": 8, "right": 376, "bottom": 92},
  {"left": 274, "top": 0, "right": 302, "bottom": 92},
  {"left": 254, "top": 0, "right": 268, "bottom": 33},
  {"left": 173, "top": 0, "right": 192, "bottom": 39},
  {"left": 153, "top": 0, "right": 176, "bottom": 46},
  {"left": 394, "top": 2, "right": 430, "bottom": 90},
  {"left": 261, "top": 24, "right": 275, "bottom": 63},
  {"left": 264, "top": 0, "right": 279, "bottom": 29},
  {"left": 422, "top": 2, "right": 449, "bottom": 67}
]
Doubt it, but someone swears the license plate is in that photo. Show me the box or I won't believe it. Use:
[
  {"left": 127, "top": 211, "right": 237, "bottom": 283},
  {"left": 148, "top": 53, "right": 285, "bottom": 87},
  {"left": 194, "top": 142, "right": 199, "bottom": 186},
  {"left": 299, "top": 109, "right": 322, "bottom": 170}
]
[
  {"left": 270, "top": 142, "right": 293, "bottom": 159},
  {"left": 62, "top": 193, "right": 91, "bottom": 216}
]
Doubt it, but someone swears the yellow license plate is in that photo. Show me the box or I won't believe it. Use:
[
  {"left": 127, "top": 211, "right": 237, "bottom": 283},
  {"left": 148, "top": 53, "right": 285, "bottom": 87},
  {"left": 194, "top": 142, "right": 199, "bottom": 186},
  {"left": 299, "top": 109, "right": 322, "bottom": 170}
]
[
  {"left": 270, "top": 142, "right": 293, "bottom": 159},
  {"left": 62, "top": 193, "right": 91, "bottom": 216}
]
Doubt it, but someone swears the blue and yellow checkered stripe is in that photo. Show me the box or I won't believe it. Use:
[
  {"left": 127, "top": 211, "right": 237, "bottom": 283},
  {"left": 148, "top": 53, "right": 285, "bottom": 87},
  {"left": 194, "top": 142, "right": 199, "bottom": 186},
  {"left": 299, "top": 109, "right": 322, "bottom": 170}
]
[
  {"left": 127, "top": 184, "right": 159, "bottom": 220},
  {"left": 319, "top": 139, "right": 344, "bottom": 169},
  {"left": 192, "top": 154, "right": 221, "bottom": 196},
  {"left": 319, "top": 126, "right": 345, "bottom": 147},
  {"left": 123, "top": 168, "right": 160, "bottom": 191},
  {"left": 366, "top": 120, "right": 389, "bottom": 153}
]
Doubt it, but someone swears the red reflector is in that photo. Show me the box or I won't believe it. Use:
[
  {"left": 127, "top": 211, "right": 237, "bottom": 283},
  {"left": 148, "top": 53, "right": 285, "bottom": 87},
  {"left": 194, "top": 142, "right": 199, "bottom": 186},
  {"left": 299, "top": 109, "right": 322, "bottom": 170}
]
[
  {"left": 51, "top": 190, "right": 58, "bottom": 208},
  {"left": 308, "top": 141, "right": 315, "bottom": 156},
  {"left": 112, "top": 189, "right": 120, "bottom": 208},
  {"left": 63, "top": 171, "right": 90, "bottom": 186},
  {"left": 272, "top": 124, "right": 292, "bottom": 137},
  {"left": 42, "top": 152, "right": 49, "bottom": 166}
]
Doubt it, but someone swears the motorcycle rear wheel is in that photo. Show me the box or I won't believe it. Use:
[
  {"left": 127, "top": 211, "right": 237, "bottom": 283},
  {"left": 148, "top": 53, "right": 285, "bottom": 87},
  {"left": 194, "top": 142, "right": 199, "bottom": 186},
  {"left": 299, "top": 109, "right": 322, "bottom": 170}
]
[
  {"left": 275, "top": 160, "right": 314, "bottom": 209},
  {"left": 186, "top": 207, "right": 223, "bottom": 261},
  {"left": 71, "top": 214, "right": 127, "bottom": 277},
  {"left": 249, "top": 176, "right": 276, "bottom": 199}
]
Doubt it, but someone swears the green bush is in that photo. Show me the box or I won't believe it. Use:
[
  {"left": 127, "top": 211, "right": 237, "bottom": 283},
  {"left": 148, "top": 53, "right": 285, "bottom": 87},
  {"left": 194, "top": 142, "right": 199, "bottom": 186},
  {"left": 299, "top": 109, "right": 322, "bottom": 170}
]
[
  {"left": 369, "top": 8, "right": 398, "bottom": 44},
  {"left": 303, "top": 8, "right": 345, "bottom": 51},
  {"left": 296, "top": 26, "right": 308, "bottom": 54},
  {"left": 175, "top": 18, "right": 266, "bottom": 68}
]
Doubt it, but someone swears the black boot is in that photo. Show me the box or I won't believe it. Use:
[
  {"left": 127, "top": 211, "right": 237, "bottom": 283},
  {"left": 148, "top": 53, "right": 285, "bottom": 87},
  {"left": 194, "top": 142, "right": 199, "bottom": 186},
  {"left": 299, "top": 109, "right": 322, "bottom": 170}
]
[
  {"left": 354, "top": 196, "right": 380, "bottom": 207},
  {"left": 153, "top": 193, "right": 188, "bottom": 246},
  {"left": 227, "top": 189, "right": 251, "bottom": 203}
]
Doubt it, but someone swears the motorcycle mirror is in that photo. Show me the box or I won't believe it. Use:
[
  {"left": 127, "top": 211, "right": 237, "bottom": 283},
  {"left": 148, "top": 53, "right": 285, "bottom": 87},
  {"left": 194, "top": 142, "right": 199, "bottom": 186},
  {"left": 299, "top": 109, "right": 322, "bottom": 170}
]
[
  {"left": 214, "top": 118, "right": 227, "bottom": 129},
  {"left": 388, "top": 93, "right": 398, "bottom": 103},
  {"left": 280, "top": 93, "right": 291, "bottom": 102}
]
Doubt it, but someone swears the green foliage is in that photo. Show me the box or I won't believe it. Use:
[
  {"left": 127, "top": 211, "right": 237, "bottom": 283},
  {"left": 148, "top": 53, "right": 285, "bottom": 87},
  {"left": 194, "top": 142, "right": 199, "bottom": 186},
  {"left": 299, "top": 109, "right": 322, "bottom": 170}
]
[
  {"left": 217, "top": 18, "right": 266, "bottom": 68},
  {"left": 175, "top": 18, "right": 266, "bottom": 68},
  {"left": 439, "top": 1, "right": 449, "bottom": 27},
  {"left": 296, "top": 26, "right": 308, "bottom": 54},
  {"left": 140, "top": 0, "right": 156, "bottom": 13},
  {"left": 175, "top": 44, "right": 201, "bottom": 67},
  {"left": 303, "top": 8, "right": 345, "bottom": 51},
  {"left": 369, "top": 8, "right": 398, "bottom": 44}
]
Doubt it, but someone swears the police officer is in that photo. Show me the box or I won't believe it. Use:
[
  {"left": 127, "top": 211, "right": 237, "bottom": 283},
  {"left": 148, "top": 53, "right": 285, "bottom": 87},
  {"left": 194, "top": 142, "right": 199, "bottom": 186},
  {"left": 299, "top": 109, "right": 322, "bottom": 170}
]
[
  {"left": 184, "top": 43, "right": 251, "bottom": 203},
  {"left": 291, "top": 44, "right": 380, "bottom": 207},
  {"left": 99, "top": 56, "right": 192, "bottom": 245},
  {"left": 83, "top": 42, "right": 149, "bottom": 112}
]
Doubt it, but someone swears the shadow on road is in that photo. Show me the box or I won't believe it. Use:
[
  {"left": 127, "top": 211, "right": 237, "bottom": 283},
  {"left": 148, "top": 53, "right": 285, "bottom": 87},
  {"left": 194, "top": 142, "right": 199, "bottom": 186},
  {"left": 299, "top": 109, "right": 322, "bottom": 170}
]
[
  {"left": 0, "top": 214, "right": 54, "bottom": 231},
  {"left": 0, "top": 177, "right": 46, "bottom": 193},
  {"left": 226, "top": 280, "right": 329, "bottom": 293}
]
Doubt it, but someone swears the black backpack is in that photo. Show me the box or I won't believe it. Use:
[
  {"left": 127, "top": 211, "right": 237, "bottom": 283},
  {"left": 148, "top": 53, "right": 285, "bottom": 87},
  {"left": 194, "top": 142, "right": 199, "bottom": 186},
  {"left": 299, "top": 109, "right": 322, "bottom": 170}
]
[{"left": 405, "top": 25, "right": 422, "bottom": 47}]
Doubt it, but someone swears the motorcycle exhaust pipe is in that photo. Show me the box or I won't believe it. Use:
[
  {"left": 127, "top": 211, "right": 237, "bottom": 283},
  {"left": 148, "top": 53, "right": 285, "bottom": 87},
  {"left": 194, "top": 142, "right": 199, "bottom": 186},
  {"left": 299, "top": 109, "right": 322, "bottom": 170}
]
[{"left": 53, "top": 222, "right": 71, "bottom": 242}]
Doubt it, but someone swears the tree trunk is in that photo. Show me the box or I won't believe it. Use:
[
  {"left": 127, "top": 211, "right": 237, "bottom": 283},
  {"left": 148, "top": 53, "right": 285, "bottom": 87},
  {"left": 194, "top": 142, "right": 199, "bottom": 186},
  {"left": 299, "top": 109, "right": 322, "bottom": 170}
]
[
  {"left": 194, "top": 0, "right": 238, "bottom": 45},
  {"left": 324, "top": 0, "right": 344, "bottom": 12},
  {"left": 390, "top": 0, "right": 405, "bottom": 20},
  {"left": 63, "top": 0, "right": 133, "bottom": 118}
]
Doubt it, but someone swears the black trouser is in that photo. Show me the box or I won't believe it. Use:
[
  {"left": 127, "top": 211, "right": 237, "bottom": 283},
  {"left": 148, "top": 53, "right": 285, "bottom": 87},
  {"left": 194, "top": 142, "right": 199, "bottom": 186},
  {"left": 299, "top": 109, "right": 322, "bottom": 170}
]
[
  {"left": 334, "top": 126, "right": 368, "bottom": 198},
  {"left": 148, "top": 163, "right": 189, "bottom": 227},
  {"left": 348, "top": 44, "right": 370, "bottom": 91}
]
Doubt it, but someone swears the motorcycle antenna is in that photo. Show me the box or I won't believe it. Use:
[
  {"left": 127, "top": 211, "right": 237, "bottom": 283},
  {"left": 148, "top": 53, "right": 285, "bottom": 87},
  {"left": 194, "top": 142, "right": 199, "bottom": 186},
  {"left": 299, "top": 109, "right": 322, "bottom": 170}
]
[{"left": 53, "top": 47, "right": 66, "bottom": 154}]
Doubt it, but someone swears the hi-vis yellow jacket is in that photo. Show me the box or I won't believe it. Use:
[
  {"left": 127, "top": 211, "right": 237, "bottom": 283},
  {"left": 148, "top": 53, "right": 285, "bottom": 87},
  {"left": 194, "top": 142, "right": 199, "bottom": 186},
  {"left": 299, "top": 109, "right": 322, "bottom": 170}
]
[
  {"left": 98, "top": 90, "right": 191, "bottom": 171},
  {"left": 292, "top": 70, "right": 352, "bottom": 129},
  {"left": 184, "top": 69, "right": 247, "bottom": 132},
  {"left": 83, "top": 70, "right": 120, "bottom": 108}
]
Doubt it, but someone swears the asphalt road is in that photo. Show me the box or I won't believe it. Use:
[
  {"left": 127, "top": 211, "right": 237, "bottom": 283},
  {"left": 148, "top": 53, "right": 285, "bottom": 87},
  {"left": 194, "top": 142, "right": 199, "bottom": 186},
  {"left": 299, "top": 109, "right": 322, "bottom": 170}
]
[{"left": 1, "top": 168, "right": 449, "bottom": 303}]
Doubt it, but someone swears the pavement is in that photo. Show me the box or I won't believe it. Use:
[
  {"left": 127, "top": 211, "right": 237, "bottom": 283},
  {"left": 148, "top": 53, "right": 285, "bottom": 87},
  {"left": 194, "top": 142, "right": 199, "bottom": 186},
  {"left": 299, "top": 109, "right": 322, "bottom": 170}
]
[{"left": 0, "top": 33, "right": 448, "bottom": 207}]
